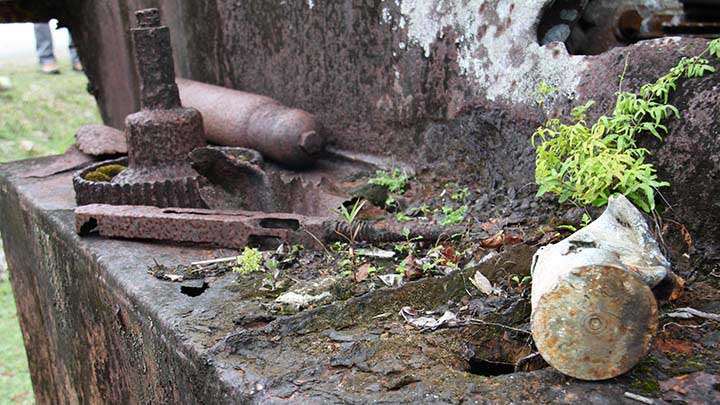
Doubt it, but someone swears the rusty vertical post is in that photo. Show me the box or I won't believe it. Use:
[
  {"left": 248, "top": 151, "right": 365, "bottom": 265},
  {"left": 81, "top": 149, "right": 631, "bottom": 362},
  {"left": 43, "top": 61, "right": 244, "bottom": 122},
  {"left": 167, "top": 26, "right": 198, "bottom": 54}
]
[{"left": 133, "top": 8, "right": 181, "bottom": 110}]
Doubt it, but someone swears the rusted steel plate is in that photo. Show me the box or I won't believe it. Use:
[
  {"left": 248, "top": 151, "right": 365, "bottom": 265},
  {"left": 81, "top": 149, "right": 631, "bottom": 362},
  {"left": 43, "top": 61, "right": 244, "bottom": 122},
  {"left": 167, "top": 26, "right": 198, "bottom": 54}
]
[
  {"left": 531, "top": 265, "right": 658, "bottom": 381},
  {"left": 75, "top": 124, "right": 128, "bottom": 156},
  {"left": 23, "top": 146, "right": 94, "bottom": 178},
  {"left": 75, "top": 204, "right": 329, "bottom": 250}
]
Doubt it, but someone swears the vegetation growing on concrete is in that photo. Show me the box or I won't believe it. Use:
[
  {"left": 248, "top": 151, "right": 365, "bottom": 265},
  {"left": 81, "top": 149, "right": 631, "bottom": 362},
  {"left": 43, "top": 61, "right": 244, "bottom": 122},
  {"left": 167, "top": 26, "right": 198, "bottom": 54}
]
[
  {"left": 533, "top": 38, "right": 720, "bottom": 213},
  {"left": 368, "top": 169, "right": 410, "bottom": 194}
]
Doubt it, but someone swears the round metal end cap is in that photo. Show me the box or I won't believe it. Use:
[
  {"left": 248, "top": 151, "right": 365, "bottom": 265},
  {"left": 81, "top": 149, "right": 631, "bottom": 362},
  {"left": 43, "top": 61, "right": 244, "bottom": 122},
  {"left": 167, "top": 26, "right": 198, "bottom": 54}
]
[
  {"left": 531, "top": 265, "right": 658, "bottom": 381},
  {"left": 298, "top": 131, "right": 324, "bottom": 156}
]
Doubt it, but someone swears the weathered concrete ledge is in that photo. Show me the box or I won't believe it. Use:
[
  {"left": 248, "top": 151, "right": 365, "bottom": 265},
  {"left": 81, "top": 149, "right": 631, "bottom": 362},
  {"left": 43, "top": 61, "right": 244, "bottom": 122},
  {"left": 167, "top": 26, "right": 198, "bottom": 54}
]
[{"left": 1, "top": 156, "right": 644, "bottom": 403}]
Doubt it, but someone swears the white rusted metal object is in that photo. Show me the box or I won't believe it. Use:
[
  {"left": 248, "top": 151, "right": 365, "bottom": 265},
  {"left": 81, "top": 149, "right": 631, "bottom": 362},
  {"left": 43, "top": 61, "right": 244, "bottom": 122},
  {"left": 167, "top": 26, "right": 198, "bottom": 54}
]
[{"left": 531, "top": 194, "right": 672, "bottom": 380}]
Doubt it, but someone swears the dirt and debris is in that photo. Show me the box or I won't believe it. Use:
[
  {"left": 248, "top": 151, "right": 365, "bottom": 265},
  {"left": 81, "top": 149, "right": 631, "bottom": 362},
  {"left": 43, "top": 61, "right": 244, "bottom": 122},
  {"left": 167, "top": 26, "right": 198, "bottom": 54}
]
[{"left": 660, "top": 372, "right": 720, "bottom": 403}]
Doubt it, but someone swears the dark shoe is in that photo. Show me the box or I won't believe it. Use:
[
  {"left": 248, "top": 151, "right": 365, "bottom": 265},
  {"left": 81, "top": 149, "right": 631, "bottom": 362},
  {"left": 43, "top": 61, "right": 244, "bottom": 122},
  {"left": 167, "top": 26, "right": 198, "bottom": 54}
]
[{"left": 40, "top": 62, "right": 60, "bottom": 74}]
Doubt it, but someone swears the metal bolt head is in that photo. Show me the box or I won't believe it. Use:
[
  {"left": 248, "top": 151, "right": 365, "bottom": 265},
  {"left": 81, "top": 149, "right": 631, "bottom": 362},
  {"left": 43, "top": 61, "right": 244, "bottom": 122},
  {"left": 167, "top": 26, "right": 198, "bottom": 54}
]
[{"left": 136, "top": 8, "right": 161, "bottom": 28}]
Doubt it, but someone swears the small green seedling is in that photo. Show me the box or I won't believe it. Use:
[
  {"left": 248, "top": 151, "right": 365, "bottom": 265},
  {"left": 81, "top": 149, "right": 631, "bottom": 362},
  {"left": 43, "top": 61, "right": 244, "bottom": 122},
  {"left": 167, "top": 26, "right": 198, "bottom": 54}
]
[
  {"left": 337, "top": 199, "right": 365, "bottom": 225},
  {"left": 440, "top": 205, "right": 468, "bottom": 226},
  {"left": 335, "top": 199, "right": 366, "bottom": 244},
  {"left": 395, "top": 260, "right": 407, "bottom": 276},
  {"left": 451, "top": 186, "right": 470, "bottom": 202},
  {"left": 512, "top": 275, "right": 532, "bottom": 286},
  {"left": 234, "top": 247, "right": 263, "bottom": 274},
  {"left": 535, "top": 80, "right": 557, "bottom": 106},
  {"left": 395, "top": 212, "right": 412, "bottom": 222},
  {"left": 369, "top": 169, "right": 410, "bottom": 193}
]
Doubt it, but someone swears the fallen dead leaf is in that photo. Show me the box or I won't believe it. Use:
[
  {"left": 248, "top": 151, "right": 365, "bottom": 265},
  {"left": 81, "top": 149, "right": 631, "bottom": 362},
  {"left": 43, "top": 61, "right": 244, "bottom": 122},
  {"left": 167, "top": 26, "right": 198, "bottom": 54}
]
[
  {"left": 441, "top": 245, "right": 459, "bottom": 266},
  {"left": 480, "top": 218, "right": 502, "bottom": 234},
  {"left": 402, "top": 255, "right": 422, "bottom": 281},
  {"left": 354, "top": 263, "right": 371, "bottom": 282},
  {"left": 655, "top": 338, "right": 693, "bottom": 355},
  {"left": 470, "top": 271, "right": 502, "bottom": 296},
  {"left": 480, "top": 232, "right": 505, "bottom": 249}
]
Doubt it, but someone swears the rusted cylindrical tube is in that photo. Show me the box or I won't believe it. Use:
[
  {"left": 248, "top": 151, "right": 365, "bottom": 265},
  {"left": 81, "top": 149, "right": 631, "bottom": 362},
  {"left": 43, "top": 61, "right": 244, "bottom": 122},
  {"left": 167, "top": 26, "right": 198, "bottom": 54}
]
[
  {"left": 530, "top": 195, "right": 672, "bottom": 380},
  {"left": 177, "top": 79, "right": 323, "bottom": 168}
]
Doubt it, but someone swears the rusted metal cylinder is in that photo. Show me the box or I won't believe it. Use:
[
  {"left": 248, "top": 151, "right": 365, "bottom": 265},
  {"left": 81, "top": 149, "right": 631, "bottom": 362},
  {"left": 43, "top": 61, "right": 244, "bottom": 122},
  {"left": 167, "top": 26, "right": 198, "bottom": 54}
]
[
  {"left": 177, "top": 79, "right": 323, "bottom": 168},
  {"left": 530, "top": 195, "right": 670, "bottom": 380}
]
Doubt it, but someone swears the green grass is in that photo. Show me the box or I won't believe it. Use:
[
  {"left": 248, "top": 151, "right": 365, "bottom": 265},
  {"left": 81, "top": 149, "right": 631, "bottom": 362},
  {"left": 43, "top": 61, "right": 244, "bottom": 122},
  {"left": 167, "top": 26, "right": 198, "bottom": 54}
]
[
  {"left": 0, "top": 61, "right": 100, "bottom": 162},
  {"left": 0, "top": 59, "right": 101, "bottom": 404},
  {"left": 0, "top": 280, "right": 33, "bottom": 405}
]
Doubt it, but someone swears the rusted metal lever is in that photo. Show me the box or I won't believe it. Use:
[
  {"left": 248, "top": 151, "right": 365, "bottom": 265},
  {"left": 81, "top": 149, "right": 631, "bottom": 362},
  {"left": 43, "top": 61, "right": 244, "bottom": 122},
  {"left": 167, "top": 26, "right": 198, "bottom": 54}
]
[{"left": 76, "top": 204, "right": 462, "bottom": 250}]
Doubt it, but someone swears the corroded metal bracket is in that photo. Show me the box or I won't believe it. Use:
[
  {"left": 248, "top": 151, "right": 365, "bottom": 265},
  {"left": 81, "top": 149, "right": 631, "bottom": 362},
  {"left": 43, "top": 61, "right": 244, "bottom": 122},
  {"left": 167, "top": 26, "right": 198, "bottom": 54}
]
[
  {"left": 76, "top": 204, "right": 329, "bottom": 250},
  {"left": 75, "top": 203, "right": 460, "bottom": 250}
]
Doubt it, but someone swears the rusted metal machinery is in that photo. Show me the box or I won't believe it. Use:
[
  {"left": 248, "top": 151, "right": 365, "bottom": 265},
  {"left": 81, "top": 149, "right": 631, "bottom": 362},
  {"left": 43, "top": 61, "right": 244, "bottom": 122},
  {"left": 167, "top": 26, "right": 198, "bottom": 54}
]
[
  {"left": 539, "top": 0, "right": 720, "bottom": 55},
  {"left": 71, "top": 7, "right": 444, "bottom": 250},
  {"left": 615, "top": 1, "right": 720, "bottom": 42},
  {"left": 177, "top": 79, "right": 324, "bottom": 168},
  {"left": 75, "top": 204, "right": 328, "bottom": 250},
  {"left": 73, "top": 8, "right": 207, "bottom": 208}
]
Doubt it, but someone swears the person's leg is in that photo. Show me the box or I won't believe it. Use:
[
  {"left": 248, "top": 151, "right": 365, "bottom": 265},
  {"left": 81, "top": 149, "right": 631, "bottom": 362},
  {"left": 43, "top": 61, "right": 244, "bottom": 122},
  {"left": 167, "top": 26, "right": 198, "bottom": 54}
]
[
  {"left": 34, "top": 23, "right": 59, "bottom": 73},
  {"left": 68, "top": 34, "right": 82, "bottom": 71}
]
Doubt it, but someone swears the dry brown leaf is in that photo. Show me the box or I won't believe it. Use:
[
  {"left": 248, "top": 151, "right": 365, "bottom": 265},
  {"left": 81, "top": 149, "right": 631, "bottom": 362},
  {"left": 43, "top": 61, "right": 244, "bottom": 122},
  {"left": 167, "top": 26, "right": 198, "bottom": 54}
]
[{"left": 354, "top": 263, "right": 371, "bottom": 282}]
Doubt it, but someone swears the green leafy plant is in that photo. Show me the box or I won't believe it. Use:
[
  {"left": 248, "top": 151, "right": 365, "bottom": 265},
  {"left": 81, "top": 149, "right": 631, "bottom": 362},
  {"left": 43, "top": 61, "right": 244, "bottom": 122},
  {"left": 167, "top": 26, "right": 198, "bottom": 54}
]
[
  {"left": 330, "top": 241, "right": 348, "bottom": 253},
  {"left": 395, "top": 260, "right": 407, "bottom": 276},
  {"left": 512, "top": 275, "right": 532, "bottom": 286},
  {"left": 234, "top": 247, "right": 263, "bottom": 274},
  {"left": 710, "top": 39, "right": 720, "bottom": 58},
  {"left": 395, "top": 212, "right": 412, "bottom": 222},
  {"left": 394, "top": 228, "right": 422, "bottom": 255},
  {"left": 533, "top": 39, "right": 720, "bottom": 213},
  {"left": 440, "top": 205, "right": 468, "bottom": 226},
  {"left": 265, "top": 258, "right": 279, "bottom": 272},
  {"left": 451, "top": 186, "right": 470, "bottom": 202},
  {"left": 369, "top": 169, "right": 410, "bottom": 193}
]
